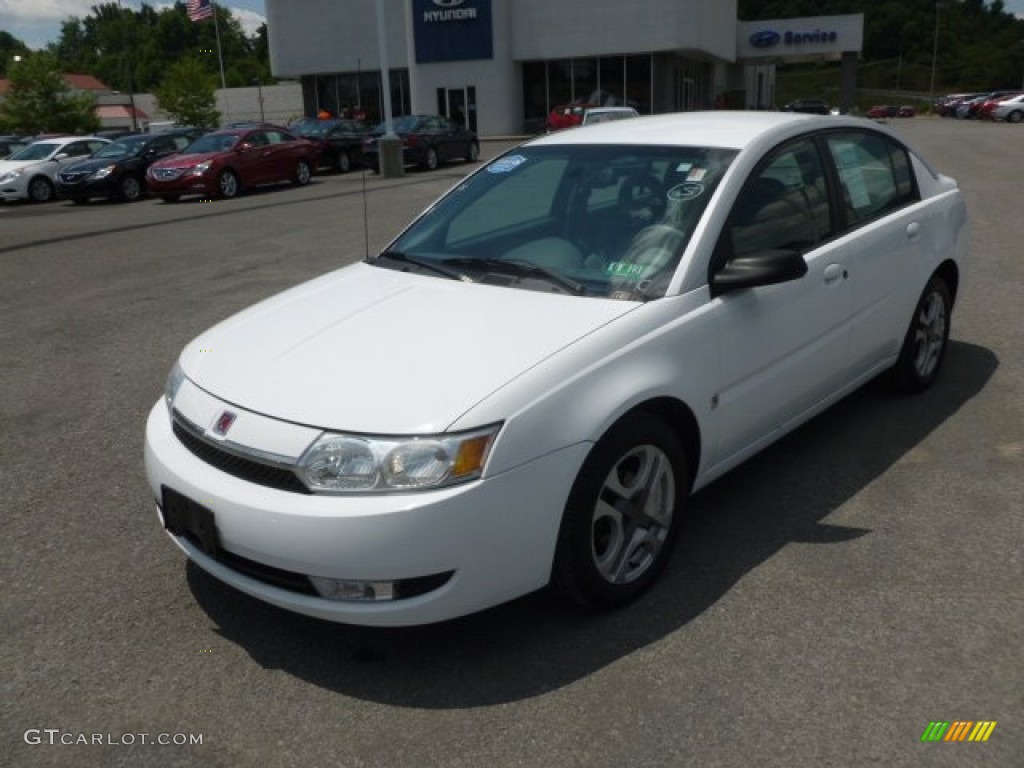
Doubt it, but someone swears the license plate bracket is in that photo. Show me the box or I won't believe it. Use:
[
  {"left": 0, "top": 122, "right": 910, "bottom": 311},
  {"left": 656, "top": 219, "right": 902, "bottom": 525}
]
[{"left": 161, "top": 486, "right": 220, "bottom": 557}]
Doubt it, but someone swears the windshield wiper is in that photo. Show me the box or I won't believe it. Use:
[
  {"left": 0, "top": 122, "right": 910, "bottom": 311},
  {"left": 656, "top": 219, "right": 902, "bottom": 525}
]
[
  {"left": 443, "top": 257, "right": 586, "bottom": 296},
  {"left": 370, "top": 251, "right": 469, "bottom": 282}
]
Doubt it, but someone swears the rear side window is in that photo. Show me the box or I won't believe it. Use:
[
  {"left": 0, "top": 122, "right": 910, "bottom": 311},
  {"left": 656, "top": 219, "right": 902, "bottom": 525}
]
[{"left": 826, "top": 132, "right": 918, "bottom": 226}]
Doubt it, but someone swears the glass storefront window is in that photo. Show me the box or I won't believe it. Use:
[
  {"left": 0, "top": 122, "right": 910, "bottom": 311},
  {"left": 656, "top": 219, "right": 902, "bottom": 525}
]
[
  {"left": 626, "top": 54, "right": 652, "bottom": 114},
  {"left": 599, "top": 56, "right": 626, "bottom": 108},
  {"left": 572, "top": 57, "right": 598, "bottom": 104}
]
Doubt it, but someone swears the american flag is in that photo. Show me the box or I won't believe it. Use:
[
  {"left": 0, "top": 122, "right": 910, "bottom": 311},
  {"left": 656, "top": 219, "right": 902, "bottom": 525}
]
[{"left": 187, "top": 0, "right": 214, "bottom": 22}]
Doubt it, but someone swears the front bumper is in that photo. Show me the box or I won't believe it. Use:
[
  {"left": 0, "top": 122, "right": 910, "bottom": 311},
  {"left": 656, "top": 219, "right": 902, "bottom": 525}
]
[
  {"left": 56, "top": 175, "right": 121, "bottom": 200},
  {"left": 144, "top": 401, "right": 587, "bottom": 626},
  {"left": 147, "top": 171, "right": 217, "bottom": 198}
]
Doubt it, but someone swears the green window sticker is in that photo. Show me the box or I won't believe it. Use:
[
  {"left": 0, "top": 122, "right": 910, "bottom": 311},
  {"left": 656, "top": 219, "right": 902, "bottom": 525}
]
[{"left": 606, "top": 261, "right": 652, "bottom": 280}]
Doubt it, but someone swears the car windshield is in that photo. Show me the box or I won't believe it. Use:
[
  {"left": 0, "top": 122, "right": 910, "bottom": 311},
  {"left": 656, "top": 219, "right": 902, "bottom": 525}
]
[
  {"left": 183, "top": 133, "right": 240, "bottom": 154},
  {"left": 374, "top": 116, "right": 422, "bottom": 133},
  {"left": 7, "top": 142, "right": 59, "bottom": 161},
  {"left": 380, "top": 144, "right": 738, "bottom": 300},
  {"left": 93, "top": 136, "right": 149, "bottom": 159}
]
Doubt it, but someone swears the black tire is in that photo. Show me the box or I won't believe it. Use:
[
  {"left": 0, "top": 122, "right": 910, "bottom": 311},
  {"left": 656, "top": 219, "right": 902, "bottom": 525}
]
[
  {"left": 466, "top": 142, "right": 480, "bottom": 163},
  {"left": 293, "top": 159, "right": 312, "bottom": 186},
  {"left": 28, "top": 176, "right": 55, "bottom": 203},
  {"left": 888, "top": 276, "right": 952, "bottom": 392},
  {"left": 217, "top": 169, "right": 240, "bottom": 199},
  {"left": 160, "top": 195, "right": 180, "bottom": 203},
  {"left": 552, "top": 413, "right": 689, "bottom": 608},
  {"left": 422, "top": 146, "right": 439, "bottom": 171},
  {"left": 336, "top": 151, "right": 352, "bottom": 174},
  {"left": 119, "top": 175, "right": 143, "bottom": 202},
  {"left": 1007, "top": 110, "right": 1023, "bottom": 124}
]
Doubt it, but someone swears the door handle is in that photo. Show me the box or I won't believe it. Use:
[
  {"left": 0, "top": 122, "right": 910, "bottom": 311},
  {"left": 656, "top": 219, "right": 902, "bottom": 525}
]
[
  {"left": 906, "top": 222, "right": 921, "bottom": 240},
  {"left": 823, "top": 263, "right": 847, "bottom": 284}
]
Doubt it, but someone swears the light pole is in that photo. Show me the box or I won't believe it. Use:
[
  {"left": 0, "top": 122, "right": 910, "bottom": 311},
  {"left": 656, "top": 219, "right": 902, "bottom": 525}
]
[
  {"left": 929, "top": 1, "right": 945, "bottom": 104},
  {"left": 253, "top": 78, "right": 265, "bottom": 122}
]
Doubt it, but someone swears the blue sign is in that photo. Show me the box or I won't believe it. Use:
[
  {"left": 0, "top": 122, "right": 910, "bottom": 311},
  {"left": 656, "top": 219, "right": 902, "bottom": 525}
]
[
  {"left": 749, "top": 27, "right": 839, "bottom": 49},
  {"left": 413, "top": 0, "right": 493, "bottom": 64}
]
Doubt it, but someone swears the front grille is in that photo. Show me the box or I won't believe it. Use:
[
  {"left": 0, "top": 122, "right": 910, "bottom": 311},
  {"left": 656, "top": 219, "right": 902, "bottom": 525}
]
[
  {"left": 59, "top": 171, "right": 88, "bottom": 182},
  {"left": 152, "top": 168, "right": 184, "bottom": 180},
  {"left": 172, "top": 418, "right": 312, "bottom": 494}
]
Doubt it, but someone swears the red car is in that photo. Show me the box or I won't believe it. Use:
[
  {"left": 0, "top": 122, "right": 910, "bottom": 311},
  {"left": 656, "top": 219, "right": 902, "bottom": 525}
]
[
  {"left": 545, "top": 102, "right": 597, "bottom": 132},
  {"left": 146, "top": 126, "right": 318, "bottom": 202}
]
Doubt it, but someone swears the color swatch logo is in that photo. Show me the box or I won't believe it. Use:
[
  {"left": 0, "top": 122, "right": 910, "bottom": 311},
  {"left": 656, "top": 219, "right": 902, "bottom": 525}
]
[{"left": 921, "top": 721, "right": 997, "bottom": 742}]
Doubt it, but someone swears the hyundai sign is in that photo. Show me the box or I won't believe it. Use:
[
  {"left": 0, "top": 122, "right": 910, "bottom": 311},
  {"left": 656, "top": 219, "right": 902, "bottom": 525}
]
[
  {"left": 737, "top": 14, "right": 863, "bottom": 61},
  {"left": 413, "top": 0, "right": 493, "bottom": 63}
]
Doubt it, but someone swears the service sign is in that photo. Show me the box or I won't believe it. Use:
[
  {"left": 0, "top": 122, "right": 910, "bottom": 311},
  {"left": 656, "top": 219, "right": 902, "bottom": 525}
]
[
  {"left": 413, "top": 0, "right": 494, "bottom": 63},
  {"left": 736, "top": 14, "right": 863, "bottom": 61}
]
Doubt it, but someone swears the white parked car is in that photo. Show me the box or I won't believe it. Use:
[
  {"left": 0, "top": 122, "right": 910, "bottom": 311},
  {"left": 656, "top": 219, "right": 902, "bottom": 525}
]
[
  {"left": 146, "top": 112, "right": 969, "bottom": 626},
  {"left": 991, "top": 93, "right": 1024, "bottom": 123},
  {"left": 580, "top": 106, "right": 640, "bottom": 126},
  {"left": 0, "top": 135, "right": 109, "bottom": 202}
]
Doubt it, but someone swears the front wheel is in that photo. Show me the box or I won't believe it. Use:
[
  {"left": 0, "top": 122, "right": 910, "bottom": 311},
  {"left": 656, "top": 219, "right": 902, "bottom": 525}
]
[
  {"left": 552, "top": 413, "right": 689, "bottom": 608},
  {"left": 119, "top": 175, "right": 143, "bottom": 202},
  {"left": 1007, "top": 110, "right": 1023, "bottom": 124},
  {"left": 217, "top": 169, "right": 240, "bottom": 198},
  {"left": 888, "top": 276, "right": 952, "bottom": 392},
  {"left": 336, "top": 151, "right": 352, "bottom": 174},
  {"left": 466, "top": 142, "right": 480, "bottom": 163},
  {"left": 28, "top": 176, "right": 55, "bottom": 203}
]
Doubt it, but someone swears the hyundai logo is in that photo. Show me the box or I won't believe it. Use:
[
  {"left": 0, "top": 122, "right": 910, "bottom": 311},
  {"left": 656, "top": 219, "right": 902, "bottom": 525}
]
[
  {"left": 211, "top": 410, "right": 237, "bottom": 437},
  {"left": 432, "top": 0, "right": 465, "bottom": 7},
  {"left": 749, "top": 29, "right": 781, "bottom": 48}
]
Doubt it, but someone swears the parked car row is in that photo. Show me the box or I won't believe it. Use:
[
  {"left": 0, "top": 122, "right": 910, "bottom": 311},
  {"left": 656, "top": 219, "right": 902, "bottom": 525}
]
[
  {"left": 934, "top": 91, "right": 1024, "bottom": 122},
  {"left": 0, "top": 114, "right": 480, "bottom": 205},
  {"left": 866, "top": 105, "right": 915, "bottom": 119}
]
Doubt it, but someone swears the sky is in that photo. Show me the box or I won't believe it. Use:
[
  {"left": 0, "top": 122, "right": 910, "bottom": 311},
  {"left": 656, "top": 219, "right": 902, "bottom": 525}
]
[
  {"left": 0, "top": 0, "right": 267, "bottom": 50},
  {"left": 1, "top": 0, "right": 1023, "bottom": 51}
]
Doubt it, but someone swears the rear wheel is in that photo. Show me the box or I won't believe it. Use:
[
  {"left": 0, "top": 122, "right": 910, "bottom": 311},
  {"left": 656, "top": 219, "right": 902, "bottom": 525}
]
[
  {"left": 422, "top": 147, "right": 439, "bottom": 171},
  {"left": 1007, "top": 110, "right": 1023, "bottom": 124},
  {"left": 28, "top": 176, "right": 55, "bottom": 203},
  {"left": 119, "top": 175, "right": 143, "bottom": 202},
  {"left": 293, "top": 159, "right": 312, "bottom": 186},
  {"left": 466, "top": 142, "right": 480, "bottom": 163},
  {"left": 336, "top": 151, "right": 352, "bottom": 174},
  {"left": 553, "top": 413, "right": 689, "bottom": 607},
  {"left": 888, "top": 276, "right": 952, "bottom": 392},
  {"left": 217, "top": 169, "right": 239, "bottom": 198}
]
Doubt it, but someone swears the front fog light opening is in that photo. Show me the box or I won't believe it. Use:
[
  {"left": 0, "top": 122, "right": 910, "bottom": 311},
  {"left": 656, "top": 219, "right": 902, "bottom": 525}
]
[{"left": 309, "top": 571, "right": 454, "bottom": 602}]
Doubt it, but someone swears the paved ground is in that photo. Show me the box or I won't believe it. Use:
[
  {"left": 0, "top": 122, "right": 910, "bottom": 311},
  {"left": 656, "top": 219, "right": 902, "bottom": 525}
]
[{"left": 1, "top": 120, "right": 1021, "bottom": 767}]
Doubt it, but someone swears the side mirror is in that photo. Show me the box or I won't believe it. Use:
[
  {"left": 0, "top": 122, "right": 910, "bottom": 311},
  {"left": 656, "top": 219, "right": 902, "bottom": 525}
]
[
  {"left": 55, "top": 152, "right": 71, "bottom": 161},
  {"left": 711, "top": 249, "right": 808, "bottom": 294}
]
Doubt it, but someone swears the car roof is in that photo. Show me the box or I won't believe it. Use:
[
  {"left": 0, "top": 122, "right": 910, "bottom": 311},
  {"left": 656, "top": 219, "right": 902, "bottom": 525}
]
[{"left": 530, "top": 110, "right": 845, "bottom": 150}]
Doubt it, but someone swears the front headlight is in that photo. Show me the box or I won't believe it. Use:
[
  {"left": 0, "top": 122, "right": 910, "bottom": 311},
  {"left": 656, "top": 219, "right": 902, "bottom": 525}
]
[
  {"left": 0, "top": 169, "right": 24, "bottom": 184},
  {"left": 164, "top": 361, "right": 186, "bottom": 415},
  {"left": 188, "top": 162, "right": 212, "bottom": 176},
  {"left": 296, "top": 424, "right": 501, "bottom": 493},
  {"left": 90, "top": 165, "right": 116, "bottom": 179}
]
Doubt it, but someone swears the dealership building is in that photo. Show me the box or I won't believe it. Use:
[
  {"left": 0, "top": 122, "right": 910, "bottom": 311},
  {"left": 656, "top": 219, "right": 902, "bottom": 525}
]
[{"left": 265, "top": 0, "right": 863, "bottom": 134}]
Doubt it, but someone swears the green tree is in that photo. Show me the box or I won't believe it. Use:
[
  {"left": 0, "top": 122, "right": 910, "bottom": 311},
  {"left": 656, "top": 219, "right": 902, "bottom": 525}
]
[
  {"left": 155, "top": 56, "right": 220, "bottom": 128},
  {"left": 0, "top": 52, "right": 100, "bottom": 135}
]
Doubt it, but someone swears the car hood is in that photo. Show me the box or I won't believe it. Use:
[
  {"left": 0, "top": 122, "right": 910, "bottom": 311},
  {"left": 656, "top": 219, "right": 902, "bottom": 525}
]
[
  {"left": 62, "top": 157, "right": 132, "bottom": 173},
  {"left": 0, "top": 159, "right": 46, "bottom": 174},
  {"left": 180, "top": 262, "right": 636, "bottom": 434},
  {"left": 152, "top": 152, "right": 221, "bottom": 169}
]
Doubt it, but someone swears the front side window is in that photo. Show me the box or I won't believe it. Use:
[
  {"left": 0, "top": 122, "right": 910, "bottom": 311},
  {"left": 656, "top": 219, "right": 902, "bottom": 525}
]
[
  {"left": 382, "top": 144, "right": 737, "bottom": 300},
  {"left": 727, "top": 139, "right": 833, "bottom": 258},
  {"left": 826, "top": 131, "right": 918, "bottom": 226}
]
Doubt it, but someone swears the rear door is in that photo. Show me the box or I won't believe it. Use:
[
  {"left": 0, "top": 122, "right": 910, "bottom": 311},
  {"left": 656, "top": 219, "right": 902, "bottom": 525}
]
[{"left": 823, "top": 130, "right": 927, "bottom": 378}]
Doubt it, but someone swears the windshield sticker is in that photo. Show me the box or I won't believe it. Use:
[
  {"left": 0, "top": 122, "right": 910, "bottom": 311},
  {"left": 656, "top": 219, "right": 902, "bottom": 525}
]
[
  {"left": 687, "top": 168, "right": 707, "bottom": 181},
  {"left": 667, "top": 182, "right": 704, "bottom": 201},
  {"left": 606, "top": 261, "right": 653, "bottom": 280},
  {"left": 487, "top": 155, "right": 527, "bottom": 174},
  {"left": 675, "top": 162, "right": 693, "bottom": 173}
]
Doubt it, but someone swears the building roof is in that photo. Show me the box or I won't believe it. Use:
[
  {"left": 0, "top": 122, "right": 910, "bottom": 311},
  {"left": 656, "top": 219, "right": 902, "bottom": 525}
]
[
  {"left": 97, "top": 104, "right": 150, "bottom": 120},
  {"left": 0, "top": 73, "right": 110, "bottom": 95}
]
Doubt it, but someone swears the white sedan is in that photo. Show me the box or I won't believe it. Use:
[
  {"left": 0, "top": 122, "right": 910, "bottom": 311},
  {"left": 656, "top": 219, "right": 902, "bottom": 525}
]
[
  {"left": 146, "top": 112, "right": 969, "bottom": 626},
  {"left": 0, "top": 136, "right": 109, "bottom": 202}
]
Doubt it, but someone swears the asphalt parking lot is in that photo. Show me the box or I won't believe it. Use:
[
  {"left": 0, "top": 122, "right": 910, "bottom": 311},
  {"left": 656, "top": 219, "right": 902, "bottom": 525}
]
[{"left": 2, "top": 120, "right": 1021, "bottom": 768}]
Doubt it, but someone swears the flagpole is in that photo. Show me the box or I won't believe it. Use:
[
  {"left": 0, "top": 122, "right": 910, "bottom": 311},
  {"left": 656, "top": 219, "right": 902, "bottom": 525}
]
[{"left": 211, "top": 0, "right": 229, "bottom": 123}]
